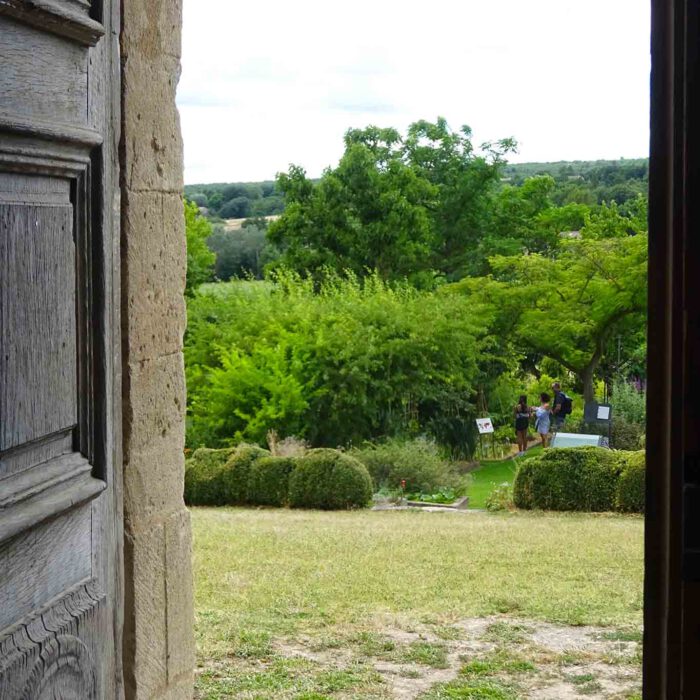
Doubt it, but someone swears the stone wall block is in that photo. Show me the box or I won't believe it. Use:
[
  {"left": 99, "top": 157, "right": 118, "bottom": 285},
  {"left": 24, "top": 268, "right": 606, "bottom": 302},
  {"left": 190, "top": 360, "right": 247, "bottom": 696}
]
[
  {"left": 122, "top": 191, "right": 186, "bottom": 362},
  {"left": 123, "top": 523, "right": 168, "bottom": 699},
  {"left": 122, "top": 54, "right": 184, "bottom": 193},
  {"left": 165, "top": 510, "right": 195, "bottom": 684},
  {"left": 123, "top": 352, "right": 186, "bottom": 456},
  {"left": 122, "top": 0, "right": 182, "bottom": 61}
]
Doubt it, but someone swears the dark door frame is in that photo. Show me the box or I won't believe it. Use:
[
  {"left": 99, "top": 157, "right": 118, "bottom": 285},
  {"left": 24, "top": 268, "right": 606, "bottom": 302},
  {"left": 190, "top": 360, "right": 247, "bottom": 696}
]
[{"left": 645, "top": 0, "right": 700, "bottom": 697}]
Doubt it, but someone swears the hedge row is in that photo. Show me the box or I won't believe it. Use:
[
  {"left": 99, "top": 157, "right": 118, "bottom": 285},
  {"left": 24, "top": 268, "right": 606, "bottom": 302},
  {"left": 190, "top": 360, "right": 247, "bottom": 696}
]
[
  {"left": 184, "top": 445, "right": 373, "bottom": 510},
  {"left": 513, "top": 447, "right": 645, "bottom": 513}
]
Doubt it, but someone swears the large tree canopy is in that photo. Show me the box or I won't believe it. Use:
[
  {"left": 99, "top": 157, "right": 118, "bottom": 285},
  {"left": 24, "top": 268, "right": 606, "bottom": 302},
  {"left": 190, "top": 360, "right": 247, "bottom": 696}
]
[
  {"left": 453, "top": 231, "right": 647, "bottom": 402},
  {"left": 267, "top": 119, "right": 516, "bottom": 284}
]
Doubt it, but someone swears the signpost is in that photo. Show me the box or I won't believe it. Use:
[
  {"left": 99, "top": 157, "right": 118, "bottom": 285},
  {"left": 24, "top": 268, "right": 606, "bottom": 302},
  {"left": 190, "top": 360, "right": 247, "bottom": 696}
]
[{"left": 476, "top": 417, "right": 495, "bottom": 458}]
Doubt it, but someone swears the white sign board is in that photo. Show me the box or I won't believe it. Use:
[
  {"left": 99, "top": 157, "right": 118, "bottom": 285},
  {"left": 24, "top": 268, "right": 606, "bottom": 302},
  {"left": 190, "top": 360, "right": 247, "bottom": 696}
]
[
  {"left": 597, "top": 405, "right": 611, "bottom": 420},
  {"left": 476, "top": 417, "right": 494, "bottom": 434}
]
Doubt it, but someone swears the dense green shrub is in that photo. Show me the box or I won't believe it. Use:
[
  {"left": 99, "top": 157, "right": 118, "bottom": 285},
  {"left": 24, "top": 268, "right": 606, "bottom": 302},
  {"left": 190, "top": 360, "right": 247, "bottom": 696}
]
[
  {"left": 247, "top": 456, "right": 296, "bottom": 506},
  {"left": 351, "top": 438, "right": 457, "bottom": 493},
  {"left": 616, "top": 450, "right": 645, "bottom": 513},
  {"left": 289, "top": 449, "right": 373, "bottom": 510},
  {"left": 184, "top": 447, "right": 235, "bottom": 505},
  {"left": 513, "top": 447, "right": 622, "bottom": 512},
  {"left": 220, "top": 444, "right": 270, "bottom": 504},
  {"left": 185, "top": 272, "right": 498, "bottom": 456}
]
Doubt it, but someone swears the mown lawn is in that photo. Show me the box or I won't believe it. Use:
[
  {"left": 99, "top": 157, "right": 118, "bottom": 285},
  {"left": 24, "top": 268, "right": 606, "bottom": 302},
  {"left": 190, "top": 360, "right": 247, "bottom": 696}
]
[
  {"left": 467, "top": 447, "right": 542, "bottom": 509},
  {"left": 192, "top": 507, "right": 643, "bottom": 699}
]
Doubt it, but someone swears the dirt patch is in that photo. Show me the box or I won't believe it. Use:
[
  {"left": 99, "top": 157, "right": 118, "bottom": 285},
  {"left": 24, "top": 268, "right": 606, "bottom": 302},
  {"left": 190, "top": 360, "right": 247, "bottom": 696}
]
[{"left": 272, "top": 615, "right": 642, "bottom": 699}]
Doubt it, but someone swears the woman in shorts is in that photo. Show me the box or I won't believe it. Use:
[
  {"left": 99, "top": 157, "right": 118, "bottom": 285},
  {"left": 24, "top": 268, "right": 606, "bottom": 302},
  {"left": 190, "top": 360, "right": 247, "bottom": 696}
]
[
  {"left": 534, "top": 392, "right": 552, "bottom": 448},
  {"left": 514, "top": 394, "right": 531, "bottom": 456}
]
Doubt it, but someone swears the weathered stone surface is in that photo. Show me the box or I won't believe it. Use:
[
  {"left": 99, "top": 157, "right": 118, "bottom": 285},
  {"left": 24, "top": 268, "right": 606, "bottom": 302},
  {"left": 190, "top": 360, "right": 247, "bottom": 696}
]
[
  {"left": 123, "top": 523, "right": 168, "bottom": 699},
  {"left": 121, "top": 0, "right": 194, "bottom": 697},
  {"left": 121, "top": 0, "right": 182, "bottom": 60},
  {"left": 122, "top": 55, "right": 184, "bottom": 193},
  {"left": 123, "top": 353, "right": 186, "bottom": 454},
  {"left": 165, "top": 510, "right": 195, "bottom": 684},
  {"left": 122, "top": 191, "right": 186, "bottom": 362}
]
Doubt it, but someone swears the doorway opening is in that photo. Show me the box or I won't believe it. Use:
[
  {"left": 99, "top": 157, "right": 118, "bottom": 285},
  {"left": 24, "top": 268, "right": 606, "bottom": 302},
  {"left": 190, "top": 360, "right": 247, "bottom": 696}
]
[{"left": 178, "top": 2, "right": 651, "bottom": 697}]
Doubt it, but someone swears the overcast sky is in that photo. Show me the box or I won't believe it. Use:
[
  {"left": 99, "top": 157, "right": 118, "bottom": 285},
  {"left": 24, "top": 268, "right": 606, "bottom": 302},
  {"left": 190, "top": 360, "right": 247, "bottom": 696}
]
[{"left": 178, "top": 1, "right": 650, "bottom": 185}]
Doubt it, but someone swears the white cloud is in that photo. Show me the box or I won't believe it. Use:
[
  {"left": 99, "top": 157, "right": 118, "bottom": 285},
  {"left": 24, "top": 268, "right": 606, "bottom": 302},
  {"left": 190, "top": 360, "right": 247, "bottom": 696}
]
[{"left": 179, "top": 0, "right": 650, "bottom": 184}]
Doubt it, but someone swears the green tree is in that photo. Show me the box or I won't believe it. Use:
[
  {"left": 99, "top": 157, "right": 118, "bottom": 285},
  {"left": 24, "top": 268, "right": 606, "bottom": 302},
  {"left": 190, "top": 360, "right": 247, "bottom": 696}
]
[
  {"left": 454, "top": 232, "right": 647, "bottom": 402},
  {"left": 268, "top": 119, "right": 515, "bottom": 283},
  {"left": 184, "top": 200, "right": 215, "bottom": 296}
]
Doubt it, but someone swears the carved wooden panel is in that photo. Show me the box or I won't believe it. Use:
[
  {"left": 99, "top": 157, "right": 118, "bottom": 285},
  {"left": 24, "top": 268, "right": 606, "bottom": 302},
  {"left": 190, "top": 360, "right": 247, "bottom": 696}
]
[
  {"left": 0, "top": 503, "right": 92, "bottom": 631},
  {"left": 0, "top": 17, "right": 88, "bottom": 127}
]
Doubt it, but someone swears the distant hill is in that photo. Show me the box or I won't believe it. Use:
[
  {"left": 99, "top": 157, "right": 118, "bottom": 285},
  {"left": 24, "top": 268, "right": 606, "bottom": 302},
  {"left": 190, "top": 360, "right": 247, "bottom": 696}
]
[
  {"left": 185, "top": 158, "right": 649, "bottom": 220},
  {"left": 502, "top": 158, "right": 648, "bottom": 183}
]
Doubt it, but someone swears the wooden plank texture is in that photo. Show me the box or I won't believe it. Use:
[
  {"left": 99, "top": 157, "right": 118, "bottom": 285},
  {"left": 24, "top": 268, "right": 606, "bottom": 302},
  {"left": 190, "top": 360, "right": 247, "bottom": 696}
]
[
  {"left": 0, "top": 502, "right": 92, "bottom": 633},
  {"left": 0, "top": 174, "right": 78, "bottom": 458},
  {"left": 0, "top": 16, "right": 88, "bottom": 127}
]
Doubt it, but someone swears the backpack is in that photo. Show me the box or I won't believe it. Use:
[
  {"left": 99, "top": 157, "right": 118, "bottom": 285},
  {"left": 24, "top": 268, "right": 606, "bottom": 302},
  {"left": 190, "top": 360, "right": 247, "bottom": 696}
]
[{"left": 560, "top": 393, "right": 573, "bottom": 415}]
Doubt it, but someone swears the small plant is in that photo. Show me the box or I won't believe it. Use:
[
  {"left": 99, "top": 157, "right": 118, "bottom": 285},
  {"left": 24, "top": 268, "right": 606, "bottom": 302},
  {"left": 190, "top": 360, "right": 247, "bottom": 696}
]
[
  {"left": 351, "top": 437, "right": 460, "bottom": 494},
  {"left": 183, "top": 447, "right": 236, "bottom": 505},
  {"left": 485, "top": 482, "right": 514, "bottom": 512},
  {"left": 267, "top": 430, "right": 308, "bottom": 457}
]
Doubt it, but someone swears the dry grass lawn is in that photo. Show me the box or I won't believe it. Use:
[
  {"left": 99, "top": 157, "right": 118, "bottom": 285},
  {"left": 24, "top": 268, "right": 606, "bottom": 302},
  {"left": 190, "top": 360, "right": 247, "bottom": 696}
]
[{"left": 192, "top": 508, "right": 643, "bottom": 699}]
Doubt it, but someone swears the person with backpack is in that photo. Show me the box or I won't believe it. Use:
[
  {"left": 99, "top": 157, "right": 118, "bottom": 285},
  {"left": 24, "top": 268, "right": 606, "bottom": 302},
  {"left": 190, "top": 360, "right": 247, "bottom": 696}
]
[{"left": 551, "top": 381, "right": 573, "bottom": 430}]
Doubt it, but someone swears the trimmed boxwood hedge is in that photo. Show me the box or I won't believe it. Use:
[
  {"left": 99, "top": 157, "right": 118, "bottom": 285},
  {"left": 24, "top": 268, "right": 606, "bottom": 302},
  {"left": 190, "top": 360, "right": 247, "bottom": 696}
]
[
  {"left": 616, "top": 450, "right": 645, "bottom": 513},
  {"left": 289, "top": 449, "right": 373, "bottom": 510},
  {"left": 220, "top": 444, "right": 270, "bottom": 504},
  {"left": 513, "top": 446, "right": 622, "bottom": 512},
  {"left": 184, "top": 447, "right": 235, "bottom": 505},
  {"left": 247, "top": 456, "right": 296, "bottom": 506},
  {"left": 185, "top": 445, "right": 373, "bottom": 510}
]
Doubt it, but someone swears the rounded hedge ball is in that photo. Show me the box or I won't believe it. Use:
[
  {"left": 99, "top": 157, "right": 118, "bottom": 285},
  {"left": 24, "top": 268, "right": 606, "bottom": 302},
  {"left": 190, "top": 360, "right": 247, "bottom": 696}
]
[{"left": 289, "top": 449, "right": 373, "bottom": 510}]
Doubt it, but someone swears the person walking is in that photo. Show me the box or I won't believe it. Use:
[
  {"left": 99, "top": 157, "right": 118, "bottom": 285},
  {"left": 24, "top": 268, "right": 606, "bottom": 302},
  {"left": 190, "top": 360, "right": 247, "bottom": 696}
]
[
  {"left": 534, "top": 392, "right": 552, "bottom": 448},
  {"left": 514, "top": 394, "right": 531, "bottom": 456},
  {"left": 551, "top": 381, "right": 571, "bottom": 431}
]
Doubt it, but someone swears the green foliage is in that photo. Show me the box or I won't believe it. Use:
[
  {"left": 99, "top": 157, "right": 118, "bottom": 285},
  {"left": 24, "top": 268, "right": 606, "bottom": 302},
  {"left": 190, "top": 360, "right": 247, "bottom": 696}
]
[
  {"left": 288, "top": 449, "right": 373, "bottom": 510},
  {"left": 351, "top": 438, "right": 458, "bottom": 493},
  {"left": 611, "top": 379, "right": 646, "bottom": 426},
  {"left": 206, "top": 224, "right": 280, "bottom": 280},
  {"left": 184, "top": 180, "right": 285, "bottom": 219},
  {"left": 185, "top": 273, "right": 495, "bottom": 454},
  {"left": 616, "top": 451, "right": 645, "bottom": 513},
  {"left": 485, "top": 482, "right": 515, "bottom": 512},
  {"left": 268, "top": 118, "right": 514, "bottom": 282},
  {"left": 184, "top": 447, "right": 235, "bottom": 505},
  {"left": 247, "top": 456, "right": 296, "bottom": 506},
  {"left": 184, "top": 200, "right": 215, "bottom": 295},
  {"left": 453, "top": 232, "right": 648, "bottom": 402},
  {"left": 513, "top": 447, "right": 622, "bottom": 512},
  {"left": 221, "top": 444, "right": 271, "bottom": 504}
]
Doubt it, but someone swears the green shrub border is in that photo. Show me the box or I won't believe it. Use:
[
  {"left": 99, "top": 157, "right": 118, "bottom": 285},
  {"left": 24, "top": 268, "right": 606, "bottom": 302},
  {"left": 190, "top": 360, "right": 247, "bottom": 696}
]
[
  {"left": 513, "top": 447, "right": 644, "bottom": 513},
  {"left": 185, "top": 445, "right": 373, "bottom": 511}
]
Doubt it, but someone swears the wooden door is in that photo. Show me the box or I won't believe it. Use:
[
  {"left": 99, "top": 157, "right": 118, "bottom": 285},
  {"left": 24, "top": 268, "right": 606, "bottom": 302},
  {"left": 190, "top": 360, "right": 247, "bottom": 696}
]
[{"left": 0, "top": 1, "right": 121, "bottom": 698}]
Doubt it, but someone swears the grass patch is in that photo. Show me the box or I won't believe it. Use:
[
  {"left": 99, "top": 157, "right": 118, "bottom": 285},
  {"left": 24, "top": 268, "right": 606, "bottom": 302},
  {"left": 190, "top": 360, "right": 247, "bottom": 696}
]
[
  {"left": 420, "top": 678, "right": 519, "bottom": 699},
  {"left": 402, "top": 641, "right": 450, "bottom": 668},
  {"left": 461, "top": 648, "right": 535, "bottom": 677},
  {"left": 467, "top": 448, "right": 541, "bottom": 509}
]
